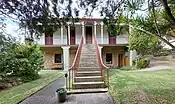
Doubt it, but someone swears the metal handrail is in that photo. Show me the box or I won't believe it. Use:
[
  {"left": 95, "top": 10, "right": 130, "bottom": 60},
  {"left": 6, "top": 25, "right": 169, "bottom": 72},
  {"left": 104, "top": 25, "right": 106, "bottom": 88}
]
[
  {"left": 67, "top": 35, "right": 84, "bottom": 90},
  {"left": 93, "top": 35, "right": 109, "bottom": 88},
  {"left": 93, "top": 35, "right": 109, "bottom": 70},
  {"left": 68, "top": 36, "right": 84, "bottom": 70}
]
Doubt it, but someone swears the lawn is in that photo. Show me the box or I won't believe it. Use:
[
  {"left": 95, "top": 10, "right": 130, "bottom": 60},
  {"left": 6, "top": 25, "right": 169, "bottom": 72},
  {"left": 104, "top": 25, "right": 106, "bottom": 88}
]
[
  {"left": 0, "top": 70, "right": 64, "bottom": 104},
  {"left": 109, "top": 69, "right": 175, "bottom": 104}
]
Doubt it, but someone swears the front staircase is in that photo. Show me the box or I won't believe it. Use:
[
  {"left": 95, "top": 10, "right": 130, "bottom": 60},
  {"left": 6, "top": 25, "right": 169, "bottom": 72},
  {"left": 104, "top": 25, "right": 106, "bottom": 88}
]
[
  {"left": 74, "top": 44, "right": 106, "bottom": 90},
  {"left": 67, "top": 36, "right": 109, "bottom": 94}
]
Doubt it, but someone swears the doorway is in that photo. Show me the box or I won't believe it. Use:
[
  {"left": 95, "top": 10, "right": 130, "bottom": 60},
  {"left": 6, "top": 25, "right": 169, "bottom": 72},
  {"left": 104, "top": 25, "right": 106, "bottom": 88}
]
[
  {"left": 70, "top": 27, "right": 75, "bottom": 45},
  {"left": 86, "top": 26, "right": 92, "bottom": 44},
  {"left": 118, "top": 54, "right": 124, "bottom": 67}
]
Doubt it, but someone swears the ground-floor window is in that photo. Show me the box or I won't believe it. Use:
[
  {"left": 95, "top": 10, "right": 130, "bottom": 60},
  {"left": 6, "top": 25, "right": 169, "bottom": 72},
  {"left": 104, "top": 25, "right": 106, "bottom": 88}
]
[
  {"left": 54, "top": 54, "right": 61, "bottom": 63},
  {"left": 106, "top": 53, "right": 112, "bottom": 64}
]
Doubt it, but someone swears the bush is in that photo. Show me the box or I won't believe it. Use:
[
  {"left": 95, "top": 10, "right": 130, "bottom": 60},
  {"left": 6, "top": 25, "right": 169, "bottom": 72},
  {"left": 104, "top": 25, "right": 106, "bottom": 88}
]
[
  {"left": 12, "top": 42, "right": 44, "bottom": 81},
  {"left": 132, "top": 60, "right": 136, "bottom": 66},
  {"left": 136, "top": 57, "right": 150, "bottom": 69},
  {"left": 153, "top": 49, "right": 170, "bottom": 57},
  {"left": 0, "top": 33, "right": 44, "bottom": 82},
  {"left": 119, "top": 66, "right": 135, "bottom": 71}
]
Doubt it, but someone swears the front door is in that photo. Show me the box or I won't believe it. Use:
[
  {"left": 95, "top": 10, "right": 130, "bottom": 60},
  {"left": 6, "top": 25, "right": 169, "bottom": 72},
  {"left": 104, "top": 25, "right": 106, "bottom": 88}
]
[
  {"left": 118, "top": 54, "right": 123, "bottom": 67},
  {"left": 70, "top": 27, "right": 75, "bottom": 45},
  {"left": 86, "top": 26, "right": 92, "bottom": 44}
]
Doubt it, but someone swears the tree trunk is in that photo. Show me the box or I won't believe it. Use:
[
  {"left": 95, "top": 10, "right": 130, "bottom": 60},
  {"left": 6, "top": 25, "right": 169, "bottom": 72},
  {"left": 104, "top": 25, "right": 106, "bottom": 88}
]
[
  {"left": 161, "top": 0, "right": 175, "bottom": 25},
  {"left": 155, "top": 34, "right": 175, "bottom": 50}
]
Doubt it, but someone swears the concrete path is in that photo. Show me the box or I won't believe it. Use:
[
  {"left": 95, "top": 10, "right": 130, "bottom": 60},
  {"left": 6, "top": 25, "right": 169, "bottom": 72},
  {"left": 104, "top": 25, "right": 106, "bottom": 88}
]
[
  {"left": 20, "top": 76, "right": 65, "bottom": 104},
  {"left": 138, "top": 60, "right": 175, "bottom": 71},
  {"left": 61, "top": 93, "right": 114, "bottom": 104},
  {"left": 20, "top": 76, "right": 114, "bottom": 104}
]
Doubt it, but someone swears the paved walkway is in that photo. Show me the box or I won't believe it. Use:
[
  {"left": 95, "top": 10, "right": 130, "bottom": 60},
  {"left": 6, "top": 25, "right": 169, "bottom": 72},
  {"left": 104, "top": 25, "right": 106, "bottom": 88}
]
[
  {"left": 137, "top": 61, "right": 175, "bottom": 71},
  {"left": 20, "top": 76, "right": 65, "bottom": 104},
  {"left": 61, "top": 93, "right": 114, "bottom": 104},
  {"left": 20, "top": 76, "right": 114, "bottom": 104}
]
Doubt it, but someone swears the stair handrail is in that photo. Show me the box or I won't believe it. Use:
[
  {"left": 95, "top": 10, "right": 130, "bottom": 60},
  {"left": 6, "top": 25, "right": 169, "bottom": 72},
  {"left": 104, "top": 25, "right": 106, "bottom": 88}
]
[
  {"left": 93, "top": 35, "right": 109, "bottom": 70},
  {"left": 67, "top": 35, "right": 84, "bottom": 91},
  {"left": 68, "top": 35, "right": 84, "bottom": 70},
  {"left": 93, "top": 35, "right": 109, "bottom": 88}
]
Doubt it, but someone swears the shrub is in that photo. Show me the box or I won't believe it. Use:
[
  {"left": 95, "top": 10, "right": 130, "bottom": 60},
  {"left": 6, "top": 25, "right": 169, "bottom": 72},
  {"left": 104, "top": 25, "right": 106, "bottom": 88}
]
[
  {"left": 12, "top": 42, "right": 44, "bottom": 81},
  {"left": 136, "top": 57, "right": 150, "bottom": 69},
  {"left": 153, "top": 49, "right": 170, "bottom": 57},
  {"left": 132, "top": 60, "right": 136, "bottom": 66},
  {"left": 0, "top": 33, "right": 44, "bottom": 82}
]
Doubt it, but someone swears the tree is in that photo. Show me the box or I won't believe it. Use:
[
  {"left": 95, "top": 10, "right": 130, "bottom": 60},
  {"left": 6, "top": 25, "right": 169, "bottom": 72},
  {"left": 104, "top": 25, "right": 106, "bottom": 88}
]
[
  {"left": 0, "top": 0, "right": 78, "bottom": 40},
  {"left": 129, "top": 29, "right": 159, "bottom": 56},
  {"left": 78, "top": 0, "right": 175, "bottom": 50}
]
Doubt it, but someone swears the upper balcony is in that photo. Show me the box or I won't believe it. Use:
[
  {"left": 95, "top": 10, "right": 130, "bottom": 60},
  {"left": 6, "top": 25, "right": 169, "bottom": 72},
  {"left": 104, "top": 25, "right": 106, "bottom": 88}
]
[{"left": 37, "top": 21, "right": 128, "bottom": 46}]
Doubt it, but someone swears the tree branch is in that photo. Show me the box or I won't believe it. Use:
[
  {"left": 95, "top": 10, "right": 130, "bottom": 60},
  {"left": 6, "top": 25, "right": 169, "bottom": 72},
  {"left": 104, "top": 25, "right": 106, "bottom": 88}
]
[{"left": 161, "top": 0, "right": 175, "bottom": 25}]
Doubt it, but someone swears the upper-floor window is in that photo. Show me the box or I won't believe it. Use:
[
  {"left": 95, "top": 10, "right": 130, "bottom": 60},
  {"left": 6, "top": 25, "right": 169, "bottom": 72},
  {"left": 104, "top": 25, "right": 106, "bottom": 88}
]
[
  {"left": 106, "top": 53, "right": 112, "bottom": 64},
  {"left": 45, "top": 32, "right": 53, "bottom": 45},
  {"left": 109, "top": 36, "right": 116, "bottom": 44},
  {"left": 55, "top": 54, "right": 61, "bottom": 63}
]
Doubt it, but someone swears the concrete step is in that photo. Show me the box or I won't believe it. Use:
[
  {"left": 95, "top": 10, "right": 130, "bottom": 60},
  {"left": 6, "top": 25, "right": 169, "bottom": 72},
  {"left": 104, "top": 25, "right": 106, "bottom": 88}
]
[
  {"left": 79, "top": 61, "right": 98, "bottom": 65},
  {"left": 79, "top": 67, "right": 99, "bottom": 71},
  {"left": 67, "top": 88, "right": 108, "bottom": 94},
  {"left": 75, "top": 76, "right": 102, "bottom": 82},
  {"left": 81, "top": 51, "right": 96, "bottom": 54},
  {"left": 73, "top": 81, "right": 105, "bottom": 89},
  {"left": 79, "top": 64, "right": 99, "bottom": 67},
  {"left": 81, "top": 53, "right": 97, "bottom": 55},
  {"left": 76, "top": 71, "right": 101, "bottom": 76}
]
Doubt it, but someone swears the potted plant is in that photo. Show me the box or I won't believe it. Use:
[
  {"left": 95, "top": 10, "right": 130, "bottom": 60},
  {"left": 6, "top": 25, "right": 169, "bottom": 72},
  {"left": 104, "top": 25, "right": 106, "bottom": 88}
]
[{"left": 56, "top": 88, "right": 67, "bottom": 102}]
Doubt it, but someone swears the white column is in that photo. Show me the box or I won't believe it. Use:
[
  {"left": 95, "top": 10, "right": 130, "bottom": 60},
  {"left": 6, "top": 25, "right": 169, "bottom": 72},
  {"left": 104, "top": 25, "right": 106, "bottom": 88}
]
[
  {"left": 94, "top": 21, "right": 97, "bottom": 36},
  {"left": 81, "top": 22, "right": 85, "bottom": 44},
  {"left": 99, "top": 46, "right": 103, "bottom": 57},
  {"left": 100, "top": 22, "right": 104, "bottom": 44},
  {"left": 61, "top": 46, "right": 70, "bottom": 71},
  {"left": 129, "top": 50, "right": 137, "bottom": 66},
  {"left": 61, "top": 26, "right": 63, "bottom": 44},
  {"left": 94, "top": 21, "right": 97, "bottom": 44},
  {"left": 68, "top": 25, "right": 70, "bottom": 45}
]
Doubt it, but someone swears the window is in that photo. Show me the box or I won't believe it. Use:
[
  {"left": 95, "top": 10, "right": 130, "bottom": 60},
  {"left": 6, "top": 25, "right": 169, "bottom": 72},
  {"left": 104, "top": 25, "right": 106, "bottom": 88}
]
[
  {"left": 55, "top": 54, "right": 61, "bottom": 63},
  {"left": 45, "top": 32, "right": 53, "bottom": 45},
  {"left": 106, "top": 53, "right": 112, "bottom": 64},
  {"left": 109, "top": 36, "right": 116, "bottom": 44}
]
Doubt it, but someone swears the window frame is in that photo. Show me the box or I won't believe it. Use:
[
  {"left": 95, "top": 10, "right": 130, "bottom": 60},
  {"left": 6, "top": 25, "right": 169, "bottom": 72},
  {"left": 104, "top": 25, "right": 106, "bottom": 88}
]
[
  {"left": 54, "top": 54, "right": 62, "bottom": 63},
  {"left": 106, "top": 53, "right": 113, "bottom": 64}
]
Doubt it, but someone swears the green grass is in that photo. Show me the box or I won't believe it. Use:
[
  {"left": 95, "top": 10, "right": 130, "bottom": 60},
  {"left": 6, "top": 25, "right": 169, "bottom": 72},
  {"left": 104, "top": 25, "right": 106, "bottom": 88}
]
[
  {"left": 109, "top": 69, "right": 175, "bottom": 104},
  {"left": 0, "top": 70, "right": 64, "bottom": 104}
]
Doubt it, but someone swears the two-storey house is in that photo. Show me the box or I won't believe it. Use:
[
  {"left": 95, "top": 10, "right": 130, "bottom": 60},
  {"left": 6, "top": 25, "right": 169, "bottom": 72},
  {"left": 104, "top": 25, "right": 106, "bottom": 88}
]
[{"left": 37, "top": 18, "right": 136, "bottom": 71}]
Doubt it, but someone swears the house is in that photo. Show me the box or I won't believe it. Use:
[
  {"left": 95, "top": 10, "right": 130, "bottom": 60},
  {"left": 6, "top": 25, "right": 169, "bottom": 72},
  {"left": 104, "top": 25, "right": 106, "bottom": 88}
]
[{"left": 37, "top": 18, "right": 136, "bottom": 71}]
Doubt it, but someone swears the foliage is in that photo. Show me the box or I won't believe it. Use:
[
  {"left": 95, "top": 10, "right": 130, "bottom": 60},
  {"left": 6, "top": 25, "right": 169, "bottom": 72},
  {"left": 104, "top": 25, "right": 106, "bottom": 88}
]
[
  {"left": 119, "top": 66, "right": 135, "bottom": 71},
  {"left": 129, "top": 29, "right": 159, "bottom": 56},
  {"left": 0, "top": 0, "right": 79, "bottom": 39},
  {"left": 136, "top": 57, "right": 150, "bottom": 69},
  {"left": 153, "top": 49, "right": 170, "bottom": 57},
  {"left": 0, "top": 32, "right": 44, "bottom": 82},
  {"left": 132, "top": 60, "right": 136, "bottom": 66}
]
